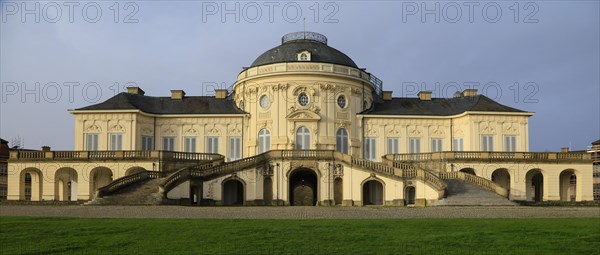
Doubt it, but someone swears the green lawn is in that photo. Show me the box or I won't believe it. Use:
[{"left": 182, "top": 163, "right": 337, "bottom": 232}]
[{"left": 1, "top": 217, "right": 599, "bottom": 255}]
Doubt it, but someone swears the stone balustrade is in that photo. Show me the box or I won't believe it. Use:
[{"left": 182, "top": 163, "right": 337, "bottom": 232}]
[
  {"left": 385, "top": 151, "right": 592, "bottom": 163},
  {"left": 9, "top": 150, "right": 224, "bottom": 162}
]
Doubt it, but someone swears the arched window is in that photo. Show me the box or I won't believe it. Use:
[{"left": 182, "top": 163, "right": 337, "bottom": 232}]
[
  {"left": 258, "top": 129, "right": 270, "bottom": 154},
  {"left": 296, "top": 127, "right": 310, "bottom": 150},
  {"left": 336, "top": 128, "right": 348, "bottom": 154},
  {"left": 300, "top": 53, "right": 308, "bottom": 61}
]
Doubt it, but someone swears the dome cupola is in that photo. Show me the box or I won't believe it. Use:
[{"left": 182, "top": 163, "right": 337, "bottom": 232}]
[{"left": 250, "top": 32, "right": 358, "bottom": 68}]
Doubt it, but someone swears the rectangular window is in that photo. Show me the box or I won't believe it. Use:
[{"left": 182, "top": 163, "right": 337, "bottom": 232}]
[
  {"left": 206, "top": 136, "right": 219, "bottom": 154},
  {"left": 453, "top": 138, "right": 464, "bottom": 151},
  {"left": 86, "top": 133, "right": 98, "bottom": 151},
  {"left": 229, "top": 136, "right": 242, "bottom": 161},
  {"left": 163, "top": 137, "right": 175, "bottom": 151},
  {"left": 504, "top": 135, "right": 517, "bottom": 152},
  {"left": 409, "top": 138, "right": 421, "bottom": 154},
  {"left": 109, "top": 133, "right": 123, "bottom": 150},
  {"left": 481, "top": 135, "right": 494, "bottom": 151},
  {"left": 184, "top": 137, "right": 197, "bottom": 153},
  {"left": 364, "top": 137, "right": 376, "bottom": 161},
  {"left": 142, "top": 136, "right": 154, "bottom": 151},
  {"left": 386, "top": 137, "right": 399, "bottom": 154},
  {"left": 431, "top": 138, "right": 443, "bottom": 152}
]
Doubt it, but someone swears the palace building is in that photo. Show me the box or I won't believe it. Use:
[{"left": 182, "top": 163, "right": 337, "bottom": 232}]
[{"left": 6, "top": 32, "right": 594, "bottom": 206}]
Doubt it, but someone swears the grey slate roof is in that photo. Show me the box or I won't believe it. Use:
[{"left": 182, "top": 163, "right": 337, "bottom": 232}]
[
  {"left": 251, "top": 40, "right": 358, "bottom": 68},
  {"left": 362, "top": 95, "right": 528, "bottom": 116},
  {"left": 74, "top": 93, "right": 246, "bottom": 115}
]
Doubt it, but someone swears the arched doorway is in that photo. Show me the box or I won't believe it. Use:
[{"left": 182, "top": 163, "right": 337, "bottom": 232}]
[
  {"left": 54, "top": 168, "right": 78, "bottom": 201},
  {"left": 491, "top": 169, "right": 511, "bottom": 196},
  {"left": 89, "top": 167, "right": 113, "bottom": 199},
  {"left": 459, "top": 168, "right": 476, "bottom": 176},
  {"left": 20, "top": 168, "right": 43, "bottom": 201},
  {"left": 526, "top": 169, "right": 543, "bottom": 202},
  {"left": 263, "top": 177, "right": 273, "bottom": 205},
  {"left": 362, "top": 179, "right": 384, "bottom": 205},
  {"left": 334, "top": 177, "right": 343, "bottom": 205},
  {"left": 559, "top": 169, "right": 577, "bottom": 201},
  {"left": 405, "top": 186, "right": 416, "bottom": 205},
  {"left": 289, "top": 168, "right": 318, "bottom": 206},
  {"left": 222, "top": 179, "right": 244, "bottom": 205}
]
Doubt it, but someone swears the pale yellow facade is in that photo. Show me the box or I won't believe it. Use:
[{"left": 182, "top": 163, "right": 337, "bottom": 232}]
[{"left": 5, "top": 32, "right": 594, "bottom": 206}]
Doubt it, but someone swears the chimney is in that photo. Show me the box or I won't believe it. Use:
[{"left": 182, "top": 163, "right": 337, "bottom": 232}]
[
  {"left": 127, "top": 87, "right": 145, "bottom": 96},
  {"left": 418, "top": 91, "right": 432, "bottom": 101},
  {"left": 462, "top": 89, "right": 478, "bottom": 97},
  {"left": 215, "top": 89, "right": 228, "bottom": 99},
  {"left": 41, "top": 146, "right": 51, "bottom": 152},
  {"left": 382, "top": 91, "right": 393, "bottom": 101},
  {"left": 561, "top": 147, "right": 569, "bottom": 153},
  {"left": 170, "top": 90, "right": 185, "bottom": 100}
]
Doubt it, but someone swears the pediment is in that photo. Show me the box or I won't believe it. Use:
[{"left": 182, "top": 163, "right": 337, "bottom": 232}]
[{"left": 286, "top": 110, "right": 321, "bottom": 121}]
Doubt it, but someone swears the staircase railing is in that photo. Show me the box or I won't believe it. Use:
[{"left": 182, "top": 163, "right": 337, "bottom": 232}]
[{"left": 439, "top": 171, "right": 508, "bottom": 197}]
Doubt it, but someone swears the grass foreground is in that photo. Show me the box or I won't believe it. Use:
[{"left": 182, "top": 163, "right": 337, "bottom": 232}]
[{"left": 1, "top": 217, "right": 599, "bottom": 254}]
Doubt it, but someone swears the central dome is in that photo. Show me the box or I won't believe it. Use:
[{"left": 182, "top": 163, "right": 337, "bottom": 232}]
[{"left": 250, "top": 32, "right": 358, "bottom": 68}]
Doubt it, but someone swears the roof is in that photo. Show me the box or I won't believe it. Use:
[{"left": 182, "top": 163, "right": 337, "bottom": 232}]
[
  {"left": 250, "top": 40, "right": 358, "bottom": 68},
  {"left": 74, "top": 93, "right": 246, "bottom": 115},
  {"left": 592, "top": 139, "right": 600, "bottom": 145},
  {"left": 0, "top": 138, "right": 7, "bottom": 144},
  {"left": 362, "top": 95, "right": 528, "bottom": 116}
]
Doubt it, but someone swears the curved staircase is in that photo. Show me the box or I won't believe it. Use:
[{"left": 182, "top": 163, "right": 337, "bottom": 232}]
[{"left": 86, "top": 179, "right": 163, "bottom": 205}]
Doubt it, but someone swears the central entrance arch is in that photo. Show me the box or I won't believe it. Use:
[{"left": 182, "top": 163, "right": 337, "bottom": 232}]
[{"left": 289, "top": 168, "right": 318, "bottom": 206}]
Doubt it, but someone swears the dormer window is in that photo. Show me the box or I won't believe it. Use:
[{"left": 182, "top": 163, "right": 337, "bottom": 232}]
[{"left": 297, "top": 50, "right": 311, "bottom": 61}]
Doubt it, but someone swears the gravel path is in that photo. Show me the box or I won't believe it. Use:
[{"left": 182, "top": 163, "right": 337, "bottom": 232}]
[{"left": 1, "top": 205, "right": 599, "bottom": 219}]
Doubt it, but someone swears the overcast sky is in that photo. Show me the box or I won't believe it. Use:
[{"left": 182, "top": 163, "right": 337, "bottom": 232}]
[{"left": 1, "top": 1, "right": 598, "bottom": 151}]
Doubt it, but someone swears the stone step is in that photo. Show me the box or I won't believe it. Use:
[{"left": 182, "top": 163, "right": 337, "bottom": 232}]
[
  {"left": 86, "top": 179, "right": 163, "bottom": 205},
  {"left": 434, "top": 180, "right": 517, "bottom": 206}
]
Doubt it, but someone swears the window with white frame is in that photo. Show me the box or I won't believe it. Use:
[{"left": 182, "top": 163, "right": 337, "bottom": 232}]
[
  {"left": 141, "top": 136, "right": 153, "bottom": 151},
  {"left": 86, "top": 133, "right": 98, "bottom": 151},
  {"left": 163, "top": 137, "right": 175, "bottom": 151},
  {"left": 504, "top": 135, "right": 517, "bottom": 152},
  {"left": 296, "top": 126, "right": 310, "bottom": 150},
  {"left": 229, "top": 136, "right": 241, "bottom": 161},
  {"left": 453, "top": 137, "right": 464, "bottom": 151},
  {"left": 336, "top": 128, "right": 349, "bottom": 154},
  {"left": 258, "top": 129, "right": 270, "bottom": 154},
  {"left": 109, "top": 133, "right": 123, "bottom": 151},
  {"left": 206, "top": 137, "right": 219, "bottom": 154},
  {"left": 481, "top": 135, "right": 494, "bottom": 151},
  {"left": 409, "top": 138, "right": 421, "bottom": 154},
  {"left": 387, "top": 137, "right": 399, "bottom": 154},
  {"left": 431, "top": 138, "right": 443, "bottom": 152},
  {"left": 184, "top": 137, "right": 197, "bottom": 153},
  {"left": 364, "top": 137, "right": 376, "bottom": 161}
]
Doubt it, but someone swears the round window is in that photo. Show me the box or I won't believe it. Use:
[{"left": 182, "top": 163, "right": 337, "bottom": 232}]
[
  {"left": 259, "top": 95, "right": 270, "bottom": 109},
  {"left": 337, "top": 95, "right": 346, "bottom": 108},
  {"left": 298, "top": 93, "right": 309, "bottom": 106}
]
